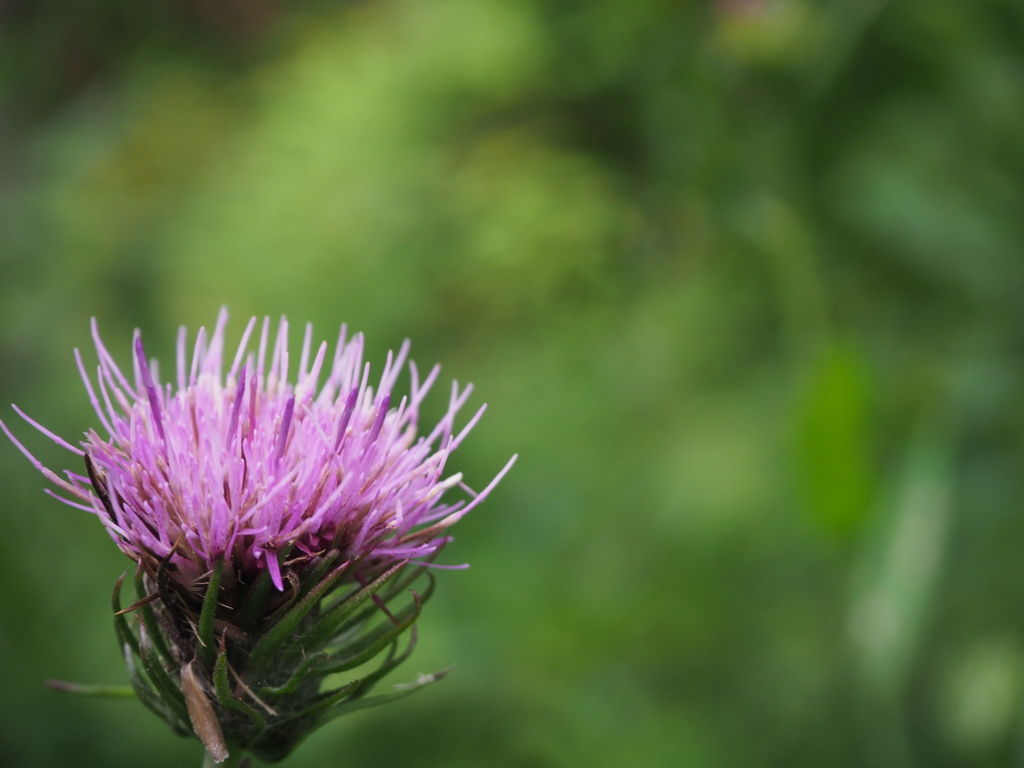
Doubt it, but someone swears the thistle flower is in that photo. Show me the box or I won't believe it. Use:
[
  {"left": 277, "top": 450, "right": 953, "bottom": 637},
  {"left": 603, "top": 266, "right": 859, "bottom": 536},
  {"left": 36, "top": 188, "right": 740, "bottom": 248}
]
[{"left": 2, "top": 309, "right": 515, "bottom": 766}]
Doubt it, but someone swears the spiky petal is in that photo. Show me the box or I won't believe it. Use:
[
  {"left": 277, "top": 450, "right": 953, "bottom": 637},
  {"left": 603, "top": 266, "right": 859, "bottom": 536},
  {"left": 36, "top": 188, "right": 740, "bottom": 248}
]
[{"left": 4, "top": 309, "right": 515, "bottom": 590}]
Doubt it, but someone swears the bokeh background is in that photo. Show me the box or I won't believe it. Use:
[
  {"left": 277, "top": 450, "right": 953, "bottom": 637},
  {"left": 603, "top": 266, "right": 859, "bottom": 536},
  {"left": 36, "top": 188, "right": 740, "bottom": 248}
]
[{"left": 2, "top": 0, "right": 1024, "bottom": 766}]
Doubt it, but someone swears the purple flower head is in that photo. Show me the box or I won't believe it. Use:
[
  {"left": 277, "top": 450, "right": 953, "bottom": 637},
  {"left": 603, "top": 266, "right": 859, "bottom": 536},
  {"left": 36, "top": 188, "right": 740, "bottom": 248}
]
[
  {"left": 4, "top": 309, "right": 514, "bottom": 591},
  {"left": 2, "top": 309, "right": 515, "bottom": 764}
]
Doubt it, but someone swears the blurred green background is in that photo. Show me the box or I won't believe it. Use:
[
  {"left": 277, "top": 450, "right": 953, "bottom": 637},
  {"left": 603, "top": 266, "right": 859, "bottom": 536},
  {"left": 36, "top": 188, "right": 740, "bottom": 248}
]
[{"left": 2, "top": 0, "right": 1024, "bottom": 766}]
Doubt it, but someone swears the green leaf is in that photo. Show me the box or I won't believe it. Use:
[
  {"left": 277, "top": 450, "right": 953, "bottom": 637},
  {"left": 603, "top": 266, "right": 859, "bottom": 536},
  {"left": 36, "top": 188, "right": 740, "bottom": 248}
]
[
  {"left": 350, "top": 626, "right": 419, "bottom": 698},
  {"left": 236, "top": 567, "right": 275, "bottom": 634},
  {"left": 295, "top": 549, "right": 342, "bottom": 601},
  {"left": 296, "top": 561, "right": 406, "bottom": 655},
  {"left": 111, "top": 572, "right": 141, "bottom": 658},
  {"left": 138, "top": 631, "right": 190, "bottom": 724},
  {"left": 132, "top": 564, "right": 175, "bottom": 667},
  {"left": 259, "top": 650, "right": 328, "bottom": 697},
  {"left": 333, "top": 561, "right": 434, "bottom": 640},
  {"left": 197, "top": 557, "right": 224, "bottom": 671},
  {"left": 247, "top": 554, "right": 363, "bottom": 667},
  {"left": 274, "top": 680, "right": 362, "bottom": 727},
  {"left": 314, "top": 667, "right": 453, "bottom": 727},
  {"left": 123, "top": 643, "right": 190, "bottom": 735},
  {"left": 314, "top": 582, "right": 427, "bottom": 676},
  {"left": 46, "top": 680, "right": 136, "bottom": 697},
  {"left": 213, "top": 650, "right": 266, "bottom": 731}
]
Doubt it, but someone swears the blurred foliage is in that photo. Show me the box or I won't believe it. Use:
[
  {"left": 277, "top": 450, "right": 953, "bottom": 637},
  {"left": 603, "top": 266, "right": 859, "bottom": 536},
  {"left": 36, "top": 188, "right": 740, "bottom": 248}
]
[{"left": 2, "top": 0, "right": 1024, "bottom": 766}]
